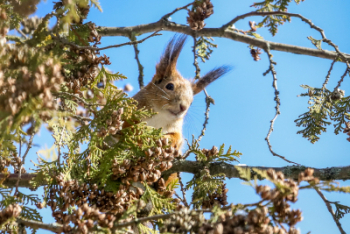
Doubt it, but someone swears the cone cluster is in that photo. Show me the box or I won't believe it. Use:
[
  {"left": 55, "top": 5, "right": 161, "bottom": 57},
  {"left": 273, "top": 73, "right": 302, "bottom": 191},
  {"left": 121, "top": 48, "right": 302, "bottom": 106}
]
[
  {"left": 160, "top": 207, "right": 205, "bottom": 233},
  {"left": 202, "top": 184, "right": 228, "bottom": 209},
  {"left": 250, "top": 48, "right": 262, "bottom": 61},
  {"left": 64, "top": 23, "right": 111, "bottom": 92},
  {"left": 97, "top": 108, "right": 124, "bottom": 137},
  {"left": 187, "top": 0, "right": 213, "bottom": 30},
  {"left": 0, "top": 204, "right": 22, "bottom": 226},
  {"left": 46, "top": 174, "right": 142, "bottom": 233},
  {"left": 112, "top": 138, "right": 180, "bottom": 195}
]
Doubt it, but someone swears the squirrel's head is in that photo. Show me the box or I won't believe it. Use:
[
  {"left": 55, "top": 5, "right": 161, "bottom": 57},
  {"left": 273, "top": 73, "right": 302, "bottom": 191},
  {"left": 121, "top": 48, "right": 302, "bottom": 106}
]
[{"left": 145, "top": 34, "right": 231, "bottom": 120}]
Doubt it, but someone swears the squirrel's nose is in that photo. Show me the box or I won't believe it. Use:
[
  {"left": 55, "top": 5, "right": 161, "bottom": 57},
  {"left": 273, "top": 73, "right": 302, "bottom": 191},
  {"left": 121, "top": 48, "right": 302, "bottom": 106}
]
[{"left": 180, "top": 104, "right": 186, "bottom": 112}]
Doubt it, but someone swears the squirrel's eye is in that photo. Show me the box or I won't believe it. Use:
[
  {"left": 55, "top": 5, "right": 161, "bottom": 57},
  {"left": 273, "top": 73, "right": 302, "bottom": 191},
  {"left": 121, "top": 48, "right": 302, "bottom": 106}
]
[{"left": 165, "top": 83, "right": 174, "bottom": 91}]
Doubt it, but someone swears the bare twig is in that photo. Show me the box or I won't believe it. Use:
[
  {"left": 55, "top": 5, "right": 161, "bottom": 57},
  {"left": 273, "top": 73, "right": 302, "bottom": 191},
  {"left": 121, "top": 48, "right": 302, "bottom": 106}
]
[
  {"left": 72, "top": 114, "right": 92, "bottom": 123},
  {"left": 177, "top": 172, "right": 189, "bottom": 207},
  {"left": 322, "top": 56, "right": 338, "bottom": 90},
  {"left": 192, "top": 33, "right": 201, "bottom": 79},
  {"left": 191, "top": 32, "right": 213, "bottom": 143},
  {"left": 161, "top": 2, "right": 194, "bottom": 21},
  {"left": 197, "top": 89, "right": 213, "bottom": 142},
  {"left": 15, "top": 127, "right": 35, "bottom": 195},
  {"left": 129, "top": 34, "right": 145, "bottom": 89},
  {"left": 54, "top": 91, "right": 100, "bottom": 106},
  {"left": 16, "top": 28, "right": 28, "bottom": 39},
  {"left": 334, "top": 67, "right": 349, "bottom": 91},
  {"left": 52, "top": 30, "right": 162, "bottom": 51},
  {"left": 314, "top": 188, "right": 346, "bottom": 234},
  {"left": 264, "top": 43, "right": 299, "bottom": 165},
  {"left": 56, "top": 120, "right": 67, "bottom": 168}
]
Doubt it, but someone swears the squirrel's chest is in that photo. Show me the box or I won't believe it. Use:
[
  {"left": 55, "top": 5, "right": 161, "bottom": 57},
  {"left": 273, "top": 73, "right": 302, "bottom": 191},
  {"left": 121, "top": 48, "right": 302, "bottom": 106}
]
[{"left": 144, "top": 111, "right": 182, "bottom": 134}]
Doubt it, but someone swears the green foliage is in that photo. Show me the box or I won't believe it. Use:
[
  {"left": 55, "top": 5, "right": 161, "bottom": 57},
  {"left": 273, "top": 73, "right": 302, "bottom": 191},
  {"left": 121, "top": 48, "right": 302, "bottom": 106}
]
[
  {"left": 138, "top": 223, "right": 158, "bottom": 234},
  {"left": 186, "top": 170, "right": 226, "bottom": 209},
  {"left": 21, "top": 206, "right": 42, "bottom": 222},
  {"left": 195, "top": 36, "right": 217, "bottom": 63},
  {"left": 252, "top": 0, "right": 305, "bottom": 36},
  {"left": 186, "top": 136, "right": 241, "bottom": 163},
  {"left": 295, "top": 85, "right": 350, "bottom": 143},
  {"left": 142, "top": 183, "right": 175, "bottom": 216},
  {"left": 307, "top": 36, "right": 322, "bottom": 50},
  {"left": 331, "top": 95, "right": 350, "bottom": 135},
  {"left": 334, "top": 202, "right": 350, "bottom": 221}
]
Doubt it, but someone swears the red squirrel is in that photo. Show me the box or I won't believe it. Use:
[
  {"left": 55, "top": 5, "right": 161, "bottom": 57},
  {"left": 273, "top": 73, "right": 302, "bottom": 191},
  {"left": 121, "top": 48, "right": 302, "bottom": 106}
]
[{"left": 133, "top": 34, "right": 231, "bottom": 151}]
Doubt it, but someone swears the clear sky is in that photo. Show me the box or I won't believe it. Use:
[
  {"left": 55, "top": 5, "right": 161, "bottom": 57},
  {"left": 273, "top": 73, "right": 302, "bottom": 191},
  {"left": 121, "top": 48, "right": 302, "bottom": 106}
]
[{"left": 26, "top": 0, "right": 350, "bottom": 233}]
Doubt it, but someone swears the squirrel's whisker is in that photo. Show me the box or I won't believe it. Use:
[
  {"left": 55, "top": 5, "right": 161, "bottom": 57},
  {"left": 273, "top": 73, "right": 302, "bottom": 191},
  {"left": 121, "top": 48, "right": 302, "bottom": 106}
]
[{"left": 151, "top": 82, "right": 170, "bottom": 98}]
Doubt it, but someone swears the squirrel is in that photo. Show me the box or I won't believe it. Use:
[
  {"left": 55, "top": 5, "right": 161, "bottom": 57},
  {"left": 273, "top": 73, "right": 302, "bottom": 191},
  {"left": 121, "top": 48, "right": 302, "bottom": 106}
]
[{"left": 133, "top": 34, "right": 231, "bottom": 151}]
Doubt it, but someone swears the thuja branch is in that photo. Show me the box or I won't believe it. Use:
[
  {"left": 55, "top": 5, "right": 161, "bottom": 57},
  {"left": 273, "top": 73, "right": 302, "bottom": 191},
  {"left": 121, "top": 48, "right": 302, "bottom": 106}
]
[
  {"left": 3, "top": 163, "right": 350, "bottom": 188},
  {"left": 97, "top": 22, "right": 350, "bottom": 63}
]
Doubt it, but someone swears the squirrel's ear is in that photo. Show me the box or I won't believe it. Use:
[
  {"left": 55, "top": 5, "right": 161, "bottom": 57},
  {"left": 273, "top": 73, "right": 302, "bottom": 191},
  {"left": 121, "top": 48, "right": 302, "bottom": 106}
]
[
  {"left": 154, "top": 34, "right": 187, "bottom": 83},
  {"left": 192, "top": 66, "right": 232, "bottom": 95}
]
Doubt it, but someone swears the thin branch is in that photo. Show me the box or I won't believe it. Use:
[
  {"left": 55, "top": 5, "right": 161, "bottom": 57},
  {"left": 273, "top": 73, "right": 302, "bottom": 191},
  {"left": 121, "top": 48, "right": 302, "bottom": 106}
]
[
  {"left": 221, "top": 10, "right": 349, "bottom": 71},
  {"left": 314, "top": 188, "right": 346, "bottom": 234},
  {"left": 52, "top": 30, "right": 162, "bottom": 51},
  {"left": 322, "top": 56, "right": 338, "bottom": 90},
  {"left": 16, "top": 28, "right": 28, "bottom": 39},
  {"left": 71, "top": 114, "right": 92, "bottom": 122},
  {"left": 191, "top": 32, "right": 212, "bottom": 143},
  {"left": 15, "top": 127, "right": 35, "bottom": 195},
  {"left": 197, "top": 89, "right": 213, "bottom": 142},
  {"left": 129, "top": 34, "right": 145, "bottom": 89},
  {"left": 161, "top": 2, "right": 194, "bottom": 21},
  {"left": 264, "top": 43, "right": 299, "bottom": 165},
  {"left": 192, "top": 33, "right": 201, "bottom": 79},
  {"left": 56, "top": 120, "right": 66, "bottom": 168},
  {"left": 178, "top": 172, "right": 189, "bottom": 207},
  {"left": 334, "top": 67, "right": 349, "bottom": 91},
  {"left": 54, "top": 91, "right": 100, "bottom": 106}
]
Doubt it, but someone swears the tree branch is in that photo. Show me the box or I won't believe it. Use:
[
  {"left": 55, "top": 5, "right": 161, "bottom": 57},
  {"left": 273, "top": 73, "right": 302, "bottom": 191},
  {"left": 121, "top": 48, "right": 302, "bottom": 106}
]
[
  {"left": 129, "top": 34, "right": 145, "bottom": 89},
  {"left": 314, "top": 188, "right": 346, "bottom": 234},
  {"left": 17, "top": 218, "right": 63, "bottom": 233},
  {"left": 322, "top": 56, "right": 338, "bottom": 89},
  {"left": 4, "top": 162, "right": 350, "bottom": 188},
  {"left": 52, "top": 30, "right": 162, "bottom": 51},
  {"left": 97, "top": 22, "right": 350, "bottom": 62},
  {"left": 163, "top": 161, "right": 350, "bottom": 181}
]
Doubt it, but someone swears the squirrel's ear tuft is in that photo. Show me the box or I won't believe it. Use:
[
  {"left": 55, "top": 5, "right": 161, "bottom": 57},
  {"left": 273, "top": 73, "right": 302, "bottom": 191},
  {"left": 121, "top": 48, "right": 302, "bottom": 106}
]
[
  {"left": 192, "top": 65, "right": 232, "bottom": 95},
  {"left": 154, "top": 34, "right": 187, "bottom": 81}
]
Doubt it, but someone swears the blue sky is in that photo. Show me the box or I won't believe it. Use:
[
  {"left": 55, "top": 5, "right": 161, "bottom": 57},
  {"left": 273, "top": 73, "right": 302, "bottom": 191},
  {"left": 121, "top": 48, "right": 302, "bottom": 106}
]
[{"left": 26, "top": 0, "right": 350, "bottom": 233}]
